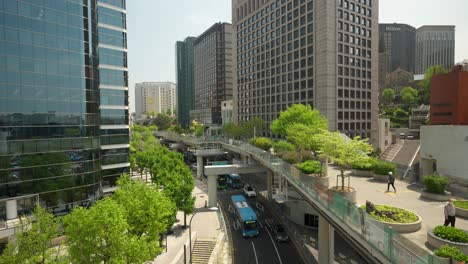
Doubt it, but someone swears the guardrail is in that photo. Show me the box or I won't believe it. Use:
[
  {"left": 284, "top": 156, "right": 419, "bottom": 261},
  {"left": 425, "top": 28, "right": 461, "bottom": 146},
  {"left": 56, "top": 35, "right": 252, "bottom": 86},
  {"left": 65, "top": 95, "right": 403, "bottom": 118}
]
[{"left": 156, "top": 131, "right": 442, "bottom": 264}]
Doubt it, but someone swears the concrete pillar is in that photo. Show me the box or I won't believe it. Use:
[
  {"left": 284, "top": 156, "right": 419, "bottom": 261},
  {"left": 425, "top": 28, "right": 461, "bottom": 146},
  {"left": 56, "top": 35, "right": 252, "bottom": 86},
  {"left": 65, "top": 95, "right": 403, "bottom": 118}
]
[
  {"left": 318, "top": 215, "right": 334, "bottom": 264},
  {"left": 6, "top": 199, "right": 18, "bottom": 220},
  {"left": 267, "top": 171, "right": 273, "bottom": 200},
  {"left": 197, "top": 156, "right": 203, "bottom": 178},
  {"left": 207, "top": 175, "right": 218, "bottom": 208},
  {"left": 241, "top": 155, "right": 247, "bottom": 164}
]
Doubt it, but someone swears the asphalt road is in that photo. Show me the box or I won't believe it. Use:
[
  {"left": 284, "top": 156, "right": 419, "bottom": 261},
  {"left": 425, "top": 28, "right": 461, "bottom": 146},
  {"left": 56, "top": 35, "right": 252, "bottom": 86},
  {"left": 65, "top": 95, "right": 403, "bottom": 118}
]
[{"left": 218, "top": 189, "right": 304, "bottom": 264}]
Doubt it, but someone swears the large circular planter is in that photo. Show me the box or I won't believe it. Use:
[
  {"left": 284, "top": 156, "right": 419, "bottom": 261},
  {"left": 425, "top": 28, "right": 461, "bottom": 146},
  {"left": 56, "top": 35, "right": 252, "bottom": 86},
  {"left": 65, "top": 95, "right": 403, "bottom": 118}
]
[
  {"left": 352, "top": 169, "right": 373, "bottom": 178},
  {"left": 308, "top": 175, "right": 329, "bottom": 188},
  {"left": 427, "top": 230, "right": 468, "bottom": 255},
  {"left": 373, "top": 173, "right": 388, "bottom": 182},
  {"left": 366, "top": 207, "right": 422, "bottom": 233},
  {"left": 330, "top": 186, "right": 356, "bottom": 204},
  {"left": 454, "top": 201, "right": 468, "bottom": 219},
  {"left": 432, "top": 255, "right": 451, "bottom": 264},
  {"left": 420, "top": 190, "right": 451, "bottom": 202}
]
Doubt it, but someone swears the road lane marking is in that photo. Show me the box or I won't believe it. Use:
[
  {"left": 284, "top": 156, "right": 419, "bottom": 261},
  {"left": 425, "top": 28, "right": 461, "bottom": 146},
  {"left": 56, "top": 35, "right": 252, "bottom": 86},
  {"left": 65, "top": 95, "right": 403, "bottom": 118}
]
[
  {"left": 256, "top": 202, "right": 264, "bottom": 212},
  {"left": 251, "top": 242, "right": 259, "bottom": 264},
  {"left": 266, "top": 227, "right": 283, "bottom": 264},
  {"left": 255, "top": 210, "right": 261, "bottom": 216},
  {"left": 259, "top": 222, "right": 263, "bottom": 228},
  {"left": 233, "top": 219, "right": 240, "bottom": 231}
]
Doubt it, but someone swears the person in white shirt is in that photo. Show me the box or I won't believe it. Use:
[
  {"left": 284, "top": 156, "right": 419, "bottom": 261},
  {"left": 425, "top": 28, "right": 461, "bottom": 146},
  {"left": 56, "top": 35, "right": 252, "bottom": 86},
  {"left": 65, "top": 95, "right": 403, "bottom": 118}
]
[{"left": 444, "top": 198, "right": 456, "bottom": 227}]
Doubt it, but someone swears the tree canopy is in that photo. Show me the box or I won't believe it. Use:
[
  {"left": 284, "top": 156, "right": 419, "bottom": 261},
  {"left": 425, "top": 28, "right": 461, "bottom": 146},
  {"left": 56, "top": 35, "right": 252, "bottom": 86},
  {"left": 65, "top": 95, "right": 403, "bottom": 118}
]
[
  {"left": 271, "top": 104, "right": 328, "bottom": 136},
  {"left": 400, "top": 86, "right": 418, "bottom": 107},
  {"left": 419, "top": 65, "right": 448, "bottom": 104},
  {"left": 381, "top": 88, "right": 395, "bottom": 105}
]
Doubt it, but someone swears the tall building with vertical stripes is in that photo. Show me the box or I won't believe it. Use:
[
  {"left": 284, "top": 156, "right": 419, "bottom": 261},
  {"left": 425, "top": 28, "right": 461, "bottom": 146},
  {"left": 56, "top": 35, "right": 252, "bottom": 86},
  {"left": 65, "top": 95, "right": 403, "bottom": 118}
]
[{"left": 416, "top": 25, "right": 455, "bottom": 75}]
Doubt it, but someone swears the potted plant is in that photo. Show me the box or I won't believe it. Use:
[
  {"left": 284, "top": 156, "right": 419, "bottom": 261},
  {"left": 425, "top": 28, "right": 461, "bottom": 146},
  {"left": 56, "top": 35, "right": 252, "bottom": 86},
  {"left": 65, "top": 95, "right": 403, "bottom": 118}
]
[
  {"left": 318, "top": 132, "right": 373, "bottom": 204},
  {"left": 454, "top": 201, "right": 468, "bottom": 219},
  {"left": 361, "top": 201, "right": 422, "bottom": 233},
  {"left": 428, "top": 225, "right": 468, "bottom": 255},
  {"left": 420, "top": 174, "right": 450, "bottom": 201},
  {"left": 372, "top": 160, "right": 396, "bottom": 182},
  {"left": 298, "top": 160, "right": 329, "bottom": 187},
  {"left": 434, "top": 245, "right": 468, "bottom": 264}
]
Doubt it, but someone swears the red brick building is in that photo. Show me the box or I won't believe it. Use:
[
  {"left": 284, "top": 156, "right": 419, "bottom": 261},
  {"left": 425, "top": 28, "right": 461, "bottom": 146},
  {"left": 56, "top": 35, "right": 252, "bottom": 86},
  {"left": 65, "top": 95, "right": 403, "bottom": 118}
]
[{"left": 430, "top": 65, "right": 468, "bottom": 125}]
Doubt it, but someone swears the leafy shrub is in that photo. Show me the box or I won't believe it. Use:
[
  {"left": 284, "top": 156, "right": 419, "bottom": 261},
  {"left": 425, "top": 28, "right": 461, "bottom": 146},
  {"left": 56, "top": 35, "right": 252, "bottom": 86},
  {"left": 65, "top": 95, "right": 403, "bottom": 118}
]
[
  {"left": 434, "top": 245, "right": 468, "bottom": 262},
  {"left": 360, "top": 205, "right": 418, "bottom": 223},
  {"left": 273, "top": 141, "right": 295, "bottom": 152},
  {"left": 423, "top": 174, "right": 449, "bottom": 194},
  {"left": 253, "top": 137, "right": 273, "bottom": 151},
  {"left": 434, "top": 225, "right": 468, "bottom": 243},
  {"left": 454, "top": 201, "right": 468, "bottom": 210},
  {"left": 281, "top": 151, "right": 301, "bottom": 164},
  {"left": 352, "top": 158, "right": 374, "bottom": 171},
  {"left": 249, "top": 138, "right": 257, "bottom": 145},
  {"left": 299, "top": 150, "right": 314, "bottom": 162},
  {"left": 298, "top": 160, "right": 323, "bottom": 174},
  {"left": 372, "top": 160, "right": 396, "bottom": 175}
]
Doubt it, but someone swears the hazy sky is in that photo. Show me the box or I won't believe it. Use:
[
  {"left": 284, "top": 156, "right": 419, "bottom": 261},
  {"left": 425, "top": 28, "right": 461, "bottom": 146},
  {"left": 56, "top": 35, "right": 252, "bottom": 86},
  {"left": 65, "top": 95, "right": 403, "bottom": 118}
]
[{"left": 127, "top": 0, "right": 468, "bottom": 111}]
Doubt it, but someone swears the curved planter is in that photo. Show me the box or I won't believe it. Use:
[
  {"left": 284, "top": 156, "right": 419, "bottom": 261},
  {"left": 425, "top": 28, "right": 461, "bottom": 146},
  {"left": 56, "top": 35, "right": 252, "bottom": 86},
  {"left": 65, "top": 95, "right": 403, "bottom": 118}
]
[
  {"left": 307, "top": 174, "right": 330, "bottom": 188},
  {"left": 455, "top": 202, "right": 468, "bottom": 219},
  {"left": 420, "top": 190, "right": 451, "bottom": 202},
  {"left": 373, "top": 173, "right": 388, "bottom": 182},
  {"left": 366, "top": 208, "right": 422, "bottom": 234},
  {"left": 427, "top": 230, "right": 468, "bottom": 255},
  {"left": 432, "top": 255, "right": 451, "bottom": 264},
  {"left": 330, "top": 186, "right": 357, "bottom": 204},
  {"left": 352, "top": 169, "right": 373, "bottom": 178}
]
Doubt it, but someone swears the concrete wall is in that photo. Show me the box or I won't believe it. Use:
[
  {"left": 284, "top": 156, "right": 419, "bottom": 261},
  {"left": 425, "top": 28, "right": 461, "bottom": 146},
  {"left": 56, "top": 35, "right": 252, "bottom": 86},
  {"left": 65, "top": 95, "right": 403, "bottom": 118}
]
[
  {"left": 375, "top": 118, "right": 392, "bottom": 152},
  {"left": 285, "top": 189, "right": 318, "bottom": 227},
  {"left": 420, "top": 125, "right": 468, "bottom": 181}
]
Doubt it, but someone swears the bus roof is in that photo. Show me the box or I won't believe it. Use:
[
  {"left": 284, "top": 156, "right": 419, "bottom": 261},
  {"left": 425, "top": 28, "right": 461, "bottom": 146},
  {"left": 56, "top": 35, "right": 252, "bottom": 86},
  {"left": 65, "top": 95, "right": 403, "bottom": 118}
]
[
  {"left": 231, "top": 195, "right": 257, "bottom": 222},
  {"left": 229, "top": 173, "right": 240, "bottom": 178}
]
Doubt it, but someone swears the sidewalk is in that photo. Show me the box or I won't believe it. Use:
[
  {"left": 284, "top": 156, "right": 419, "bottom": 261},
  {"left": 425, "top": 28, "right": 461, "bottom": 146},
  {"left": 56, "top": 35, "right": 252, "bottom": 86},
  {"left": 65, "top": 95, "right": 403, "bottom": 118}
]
[
  {"left": 327, "top": 165, "right": 468, "bottom": 253},
  {"left": 151, "top": 177, "right": 229, "bottom": 264}
]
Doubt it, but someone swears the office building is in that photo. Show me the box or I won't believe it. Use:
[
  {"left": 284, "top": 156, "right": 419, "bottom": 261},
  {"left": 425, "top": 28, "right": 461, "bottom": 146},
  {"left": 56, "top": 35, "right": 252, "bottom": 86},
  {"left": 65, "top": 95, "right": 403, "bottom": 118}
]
[
  {"left": 135, "top": 82, "right": 176, "bottom": 119},
  {"left": 176, "top": 37, "right": 196, "bottom": 128},
  {"left": 191, "top": 23, "right": 233, "bottom": 126},
  {"left": 232, "top": 0, "right": 379, "bottom": 142},
  {"left": 221, "top": 100, "right": 234, "bottom": 125},
  {"left": 430, "top": 64, "right": 468, "bottom": 125},
  {"left": 0, "top": 0, "right": 129, "bottom": 221},
  {"left": 379, "top": 23, "right": 416, "bottom": 74},
  {"left": 416, "top": 25, "right": 455, "bottom": 75}
]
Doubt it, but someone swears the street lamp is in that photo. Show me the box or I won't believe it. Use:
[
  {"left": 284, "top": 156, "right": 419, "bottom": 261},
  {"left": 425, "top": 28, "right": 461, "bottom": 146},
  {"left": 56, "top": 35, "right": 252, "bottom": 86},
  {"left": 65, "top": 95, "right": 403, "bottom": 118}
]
[{"left": 188, "top": 206, "right": 218, "bottom": 264}]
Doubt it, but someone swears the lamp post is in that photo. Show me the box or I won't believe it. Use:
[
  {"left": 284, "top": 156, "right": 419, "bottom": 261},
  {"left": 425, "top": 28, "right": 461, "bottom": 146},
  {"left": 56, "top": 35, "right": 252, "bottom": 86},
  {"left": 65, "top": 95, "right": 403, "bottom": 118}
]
[{"left": 188, "top": 206, "right": 218, "bottom": 264}]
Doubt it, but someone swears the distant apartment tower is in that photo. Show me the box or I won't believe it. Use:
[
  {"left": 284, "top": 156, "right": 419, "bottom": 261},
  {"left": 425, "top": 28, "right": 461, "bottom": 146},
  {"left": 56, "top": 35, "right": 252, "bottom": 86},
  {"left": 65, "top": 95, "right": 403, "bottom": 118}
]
[
  {"left": 135, "top": 82, "right": 176, "bottom": 119},
  {"left": 416, "top": 25, "right": 455, "bottom": 75},
  {"left": 232, "top": 0, "right": 379, "bottom": 142},
  {"left": 176, "top": 37, "right": 196, "bottom": 128},
  {"left": 191, "top": 23, "right": 233, "bottom": 126},
  {"left": 379, "top": 23, "right": 416, "bottom": 73}
]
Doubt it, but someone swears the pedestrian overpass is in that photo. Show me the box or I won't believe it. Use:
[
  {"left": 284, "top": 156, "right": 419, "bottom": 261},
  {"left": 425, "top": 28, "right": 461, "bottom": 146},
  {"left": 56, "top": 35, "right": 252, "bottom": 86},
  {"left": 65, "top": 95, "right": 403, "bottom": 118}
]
[{"left": 155, "top": 131, "right": 438, "bottom": 264}]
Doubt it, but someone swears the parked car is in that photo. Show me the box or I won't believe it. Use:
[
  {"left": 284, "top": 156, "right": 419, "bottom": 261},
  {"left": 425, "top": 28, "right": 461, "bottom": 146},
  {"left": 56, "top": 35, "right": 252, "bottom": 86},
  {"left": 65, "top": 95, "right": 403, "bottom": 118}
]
[
  {"left": 243, "top": 184, "right": 257, "bottom": 197},
  {"left": 406, "top": 134, "right": 414, "bottom": 139},
  {"left": 399, "top": 133, "right": 406, "bottom": 139},
  {"left": 272, "top": 224, "right": 289, "bottom": 242}
]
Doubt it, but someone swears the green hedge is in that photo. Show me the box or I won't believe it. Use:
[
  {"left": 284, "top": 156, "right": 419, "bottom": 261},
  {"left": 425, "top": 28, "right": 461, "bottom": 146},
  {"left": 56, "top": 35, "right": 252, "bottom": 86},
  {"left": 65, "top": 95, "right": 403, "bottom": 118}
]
[
  {"left": 434, "top": 245, "right": 468, "bottom": 262},
  {"left": 360, "top": 205, "right": 418, "bottom": 223},
  {"left": 454, "top": 201, "right": 468, "bottom": 210},
  {"left": 298, "top": 160, "right": 323, "bottom": 174},
  {"left": 273, "top": 141, "right": 296, "bottom": 152},
  {"left": 281, "top": 151, "right": 301, "bottom": 164},
  {"left": 253, "top": 137, "right": 273, "bottom": 151},
  {"left": 352, "top": 159, "right": 373, "bottom": 171},
  {"left": 423, "top": 174, "right": 449, "bottom": 194},
  {"left": 434, "top": 225, "right": 468, "bottom": 243},
  {"left": 372, "top": 160, "right": 396, "bottom": 175}
]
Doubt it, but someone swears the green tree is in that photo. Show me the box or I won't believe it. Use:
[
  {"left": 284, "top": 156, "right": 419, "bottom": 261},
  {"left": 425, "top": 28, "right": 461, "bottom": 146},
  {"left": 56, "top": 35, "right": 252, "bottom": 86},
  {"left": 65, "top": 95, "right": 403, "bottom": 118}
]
[
  {"left": 243, "top": 117, "right": 265, "bottom": 138},
  {"left": 64, "top": 198, "right": 158, "bottom": 264},
  {"left": 381, "top": 88, "right": 396, "bottom": 105},
  {"left": 319, "top": 132, "right": 373, "bottom": 190},
  {"left": 190, "top": 121, "right": 204, "bottom": 137},
  {"left": 271, "top": 104, "right": 328, "bottom": 136},
  {"left": 420, "top": 65, "right": 449, "bottom": 104},
  {"left": 222, "top": 122, "right": 244, "bottom": 139},
  {"left": 400, "top": 86, "right": 418, "bottom": 107},
  {"left": 152, "top": 113, "right": 174, "bottom": 131},
  {"left": 286, "top": 123, "right": 326, "bottom": 154},
  {"left": 0, "top": 205, "right": 61, "bottom": 264}
]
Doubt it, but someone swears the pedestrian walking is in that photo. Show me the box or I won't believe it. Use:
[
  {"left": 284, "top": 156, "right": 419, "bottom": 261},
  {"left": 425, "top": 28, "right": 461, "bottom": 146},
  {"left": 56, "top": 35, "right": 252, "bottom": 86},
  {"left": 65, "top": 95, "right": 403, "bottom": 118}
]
[
  {"left": 444, "top": 198, "right": 456, "bottom": 227},
  {"left": 387, "top": 171, "right": 396, "bottom": 192}
]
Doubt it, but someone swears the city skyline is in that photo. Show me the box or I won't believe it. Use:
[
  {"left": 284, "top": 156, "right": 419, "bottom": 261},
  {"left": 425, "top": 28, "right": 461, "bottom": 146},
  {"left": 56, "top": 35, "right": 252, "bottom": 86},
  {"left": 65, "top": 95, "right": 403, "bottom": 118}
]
[{"left": 127, "top": 0, "right": 468, "bottom": 112}]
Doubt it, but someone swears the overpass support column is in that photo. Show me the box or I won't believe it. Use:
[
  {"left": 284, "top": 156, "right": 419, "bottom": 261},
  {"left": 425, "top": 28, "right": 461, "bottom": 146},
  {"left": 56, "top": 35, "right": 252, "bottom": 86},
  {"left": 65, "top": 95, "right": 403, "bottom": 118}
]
[
  {"left": 267, "top": 171, "right": 273, "bottom": 200},
  {"left": 6, "top": 199, "right": 18, "bottom": 220},
  {"left": 207, "top": 175, "right": 218, "bottom": 208},
  {"left": 197, "top": 156, "right": 203, "bottom": 179},
  {"left": 318, "top": 215, "right": 334, "bottom": 264}
]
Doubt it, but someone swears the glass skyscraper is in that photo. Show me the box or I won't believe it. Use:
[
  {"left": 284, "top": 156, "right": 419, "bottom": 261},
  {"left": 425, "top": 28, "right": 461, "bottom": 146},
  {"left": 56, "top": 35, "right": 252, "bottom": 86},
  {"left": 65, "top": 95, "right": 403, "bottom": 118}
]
[
  {"left": 0, "top": 0, "right": 129, "bottom": 220},
  {"left": 176, "top": 37, "right": 195, "bottom": 129}
]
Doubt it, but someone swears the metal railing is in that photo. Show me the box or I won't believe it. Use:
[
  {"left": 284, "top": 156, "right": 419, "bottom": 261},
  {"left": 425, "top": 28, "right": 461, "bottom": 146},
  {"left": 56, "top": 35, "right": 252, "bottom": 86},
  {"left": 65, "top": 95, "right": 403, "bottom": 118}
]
[{"left": 156, "top": 131, "right": 443, "bottom": 264}]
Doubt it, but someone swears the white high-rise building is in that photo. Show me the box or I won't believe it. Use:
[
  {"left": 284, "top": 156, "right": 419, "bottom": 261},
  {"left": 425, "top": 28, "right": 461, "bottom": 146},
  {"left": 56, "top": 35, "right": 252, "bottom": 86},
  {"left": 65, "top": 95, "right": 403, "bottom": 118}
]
[{"left": 135, "top": 82, "right": 176, "bottom": 119}]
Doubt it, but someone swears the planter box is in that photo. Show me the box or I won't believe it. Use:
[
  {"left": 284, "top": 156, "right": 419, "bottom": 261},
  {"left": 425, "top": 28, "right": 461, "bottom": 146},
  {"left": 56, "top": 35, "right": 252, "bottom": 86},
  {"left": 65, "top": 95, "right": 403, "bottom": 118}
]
[
  {"left": 352, "top": 169, "right": 373, "bottom": 178},
  {"left": 433, "top": 255, "right": 451, "bottom": 264},
  {"left": 373, "top": 173, "right": 388, "bottom": 182},
  {"left": 330, "top": 186, "right": 356, "bottom": 204},
  {"left": 367, "top": 208, "right": 422, "bottom": 234},
  {"left": 420, "top": 190, "right": 451, "bottom": 202},
  {"left": 307, "top": 174, "right": 330, "bottom": 188},
  {"left": 427, "top": 230, "right": 468, "bottom": 255},
  {"left": 456, "top": 204, "right": 468, "bottom": 219}
]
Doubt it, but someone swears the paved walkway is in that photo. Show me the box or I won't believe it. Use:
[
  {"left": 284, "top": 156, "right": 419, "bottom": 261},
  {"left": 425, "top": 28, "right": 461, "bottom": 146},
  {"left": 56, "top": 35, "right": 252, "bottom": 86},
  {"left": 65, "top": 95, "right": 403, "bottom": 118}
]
[
  {"left": 327, "top": 165, "right": 468, "bottom": 254},
  {"left": 151, "top": 177, "right": 229, "bottom": 264}
]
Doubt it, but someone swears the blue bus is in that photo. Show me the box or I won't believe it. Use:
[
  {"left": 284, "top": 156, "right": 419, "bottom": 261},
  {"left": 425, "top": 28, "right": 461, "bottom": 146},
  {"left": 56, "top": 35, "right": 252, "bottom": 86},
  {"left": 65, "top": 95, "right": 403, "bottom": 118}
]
[
  {"left": 231, "top": 195, "right": 259, "bottom": 237},
  {"left": 226, "top": 173, "right": 242, "bottom": 189}
]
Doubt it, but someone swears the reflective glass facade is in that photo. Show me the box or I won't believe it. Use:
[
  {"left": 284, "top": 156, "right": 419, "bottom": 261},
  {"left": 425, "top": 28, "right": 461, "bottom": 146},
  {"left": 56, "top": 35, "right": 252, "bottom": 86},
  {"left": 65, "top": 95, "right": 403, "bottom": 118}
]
[
  {"left": 176, "top": 37, "right": 195, "bottom": 128},
  {"left": 0, "top": 0, "right": 128, "bottom": 213}
]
